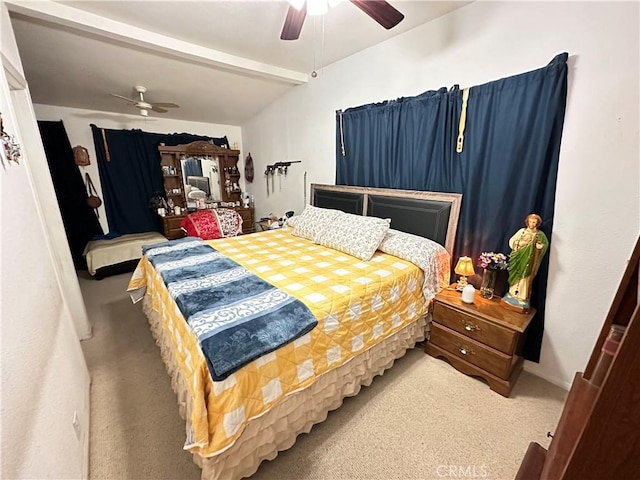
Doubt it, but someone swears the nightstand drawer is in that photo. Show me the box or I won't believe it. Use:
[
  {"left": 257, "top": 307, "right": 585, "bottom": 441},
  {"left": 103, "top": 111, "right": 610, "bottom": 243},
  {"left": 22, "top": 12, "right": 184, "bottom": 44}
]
[
  {"left": 162, "top": 214, "right": 186, "bottom": 240},
  {"left": 433, "top": 301, "right": 517, "bottom": 354},
  {"left": 430, "top": 323, "right": 512, "bottom": 379},
  {"left": 236, "top": 208, "right": 253, "bottom": 223},
  {"left": 235, "top": 207, "right": 255, "bottom": 234},
  {"left": 163, "top": 215, "right": 184, "bottom": 230}
]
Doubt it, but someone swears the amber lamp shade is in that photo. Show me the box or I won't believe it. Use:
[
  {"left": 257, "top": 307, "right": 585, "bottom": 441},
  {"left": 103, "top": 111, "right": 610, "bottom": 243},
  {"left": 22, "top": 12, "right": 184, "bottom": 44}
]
[{"left": 454, "top": 256, "right": 475, "bottom": 291}]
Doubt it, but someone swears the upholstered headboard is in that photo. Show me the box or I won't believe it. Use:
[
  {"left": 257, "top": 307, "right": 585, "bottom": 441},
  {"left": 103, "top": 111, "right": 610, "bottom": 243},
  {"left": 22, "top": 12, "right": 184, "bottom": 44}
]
[{"left": 311, "top": 184, "right": 462, "bottom": 256}]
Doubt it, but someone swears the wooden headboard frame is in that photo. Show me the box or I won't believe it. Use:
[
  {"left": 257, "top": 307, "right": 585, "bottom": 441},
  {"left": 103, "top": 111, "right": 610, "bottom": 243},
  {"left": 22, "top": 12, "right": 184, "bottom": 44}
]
[{"left": 310, "top": 184, "right": 462, "bottom": 257}]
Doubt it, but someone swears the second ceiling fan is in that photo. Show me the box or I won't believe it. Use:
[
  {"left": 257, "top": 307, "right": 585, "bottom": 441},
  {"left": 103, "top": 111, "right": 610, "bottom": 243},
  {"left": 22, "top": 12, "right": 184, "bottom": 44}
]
[
  {"left": 110, "top": 86, "right": 179, "bottom": 117},
  {"left": 281, "top": 0, "right": 404, "bottom": 41}
]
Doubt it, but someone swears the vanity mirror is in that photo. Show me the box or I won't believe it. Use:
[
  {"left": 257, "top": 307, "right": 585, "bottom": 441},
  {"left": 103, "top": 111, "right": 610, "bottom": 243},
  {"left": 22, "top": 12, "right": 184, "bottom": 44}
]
[
  {"left": 184, "top": 141, "right": 224, "bottom": 205},
  {"left": 159, "top": 141, "right": 242, "bottom": 212},
  {"left": 183, "top": 155, "right": 222, "bottom": 203}
]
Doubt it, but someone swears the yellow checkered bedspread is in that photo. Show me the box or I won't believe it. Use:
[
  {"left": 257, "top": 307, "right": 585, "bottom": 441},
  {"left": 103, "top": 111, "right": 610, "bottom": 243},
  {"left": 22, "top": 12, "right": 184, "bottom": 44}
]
[{"left": 127, "top": 229, "right": 428, "bottom": 457}]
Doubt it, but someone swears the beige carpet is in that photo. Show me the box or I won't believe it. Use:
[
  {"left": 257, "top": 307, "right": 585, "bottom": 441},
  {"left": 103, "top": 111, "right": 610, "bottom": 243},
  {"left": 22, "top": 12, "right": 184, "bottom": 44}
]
[{"left": 79, "top": 271, "right": 566, "bottom": 480}]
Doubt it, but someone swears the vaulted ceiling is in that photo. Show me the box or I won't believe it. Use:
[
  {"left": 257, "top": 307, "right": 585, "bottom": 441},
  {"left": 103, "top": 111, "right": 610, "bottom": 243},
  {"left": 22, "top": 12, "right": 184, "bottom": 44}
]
[{"left": 8, "top": 1, "right": 469, "bottom": 125}]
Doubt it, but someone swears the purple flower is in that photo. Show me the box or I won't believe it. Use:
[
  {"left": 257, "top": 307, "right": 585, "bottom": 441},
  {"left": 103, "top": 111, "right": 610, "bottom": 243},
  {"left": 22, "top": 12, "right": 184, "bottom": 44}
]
[{"left": 478, "top": 252, "right": 508, "bottom": 270}]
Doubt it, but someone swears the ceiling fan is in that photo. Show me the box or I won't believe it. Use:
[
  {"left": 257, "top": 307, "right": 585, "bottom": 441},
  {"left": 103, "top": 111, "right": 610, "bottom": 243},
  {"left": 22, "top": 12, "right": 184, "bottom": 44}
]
[
  {"left": 281, "top": 0, "right": 404, "bottom": 41},
  {"left": 110, "top": 85, "right": 179, "bottom": 117}
]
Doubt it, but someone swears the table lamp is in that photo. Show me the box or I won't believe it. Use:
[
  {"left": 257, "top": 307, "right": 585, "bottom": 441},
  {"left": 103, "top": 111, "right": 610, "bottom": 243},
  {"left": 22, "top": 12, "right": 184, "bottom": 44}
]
[{"left": 454, "top": 256, "right": 475, "bottom": 291}]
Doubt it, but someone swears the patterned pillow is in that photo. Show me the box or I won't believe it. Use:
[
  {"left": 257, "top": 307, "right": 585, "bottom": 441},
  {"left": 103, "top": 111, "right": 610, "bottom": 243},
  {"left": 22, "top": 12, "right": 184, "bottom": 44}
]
[
  {"left": 316, "top": 212, "right": 390, "bottom": 261},
  {"left": 291, "top": 205, "right": 342, "bottom": 241},
  {"left": 283, "top": 215, "right": 299, "bottom": 228},
  {"left": 378, "top": 229, "right": 451, "bottom": 299},
  {"left": 180, "top": 208, "right": 242, "bottom": 240}
]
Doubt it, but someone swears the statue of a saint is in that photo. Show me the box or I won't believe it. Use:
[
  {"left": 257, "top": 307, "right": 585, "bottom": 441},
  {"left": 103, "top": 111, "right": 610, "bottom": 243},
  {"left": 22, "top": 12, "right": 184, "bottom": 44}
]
[{"left": 502, "top": 214, "right": 549, "bottom": 313}]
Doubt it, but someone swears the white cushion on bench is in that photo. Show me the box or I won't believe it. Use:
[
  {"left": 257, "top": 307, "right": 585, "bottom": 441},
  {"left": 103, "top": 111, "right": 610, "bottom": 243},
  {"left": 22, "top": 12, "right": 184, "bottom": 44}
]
[{"left": 83, "top": 232, "right": 167, "bottom": 275}]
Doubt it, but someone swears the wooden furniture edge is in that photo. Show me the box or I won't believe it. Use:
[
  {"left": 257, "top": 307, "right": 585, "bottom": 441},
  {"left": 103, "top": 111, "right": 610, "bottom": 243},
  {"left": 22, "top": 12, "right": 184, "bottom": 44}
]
[
  {"left": 158, "top": 141, "right": 240, "bottom": 155},
  {"left": 425, "top": 342, "right": 523, "bottom": 397},
  {"left": 584, "top": 236, "right": 640, "bottom": 377},
  {"left": 434, "top": 291, "right": 535, "bottom": 333},
  {"left": 514, "top": 442, "right": 547, "bottom": 480}
]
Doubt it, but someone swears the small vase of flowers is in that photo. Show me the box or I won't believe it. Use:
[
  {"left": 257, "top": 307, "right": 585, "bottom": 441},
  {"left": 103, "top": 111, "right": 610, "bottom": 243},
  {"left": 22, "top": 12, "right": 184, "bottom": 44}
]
[{"left": 478, "top": 252, "right": 508, "bottom": 299}]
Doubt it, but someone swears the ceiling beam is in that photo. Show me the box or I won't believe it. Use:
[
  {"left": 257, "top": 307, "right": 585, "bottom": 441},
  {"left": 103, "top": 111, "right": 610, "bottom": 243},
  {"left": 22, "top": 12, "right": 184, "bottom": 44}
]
[{"left": 6, "top": 0, "right": 308, "bottom": 85}]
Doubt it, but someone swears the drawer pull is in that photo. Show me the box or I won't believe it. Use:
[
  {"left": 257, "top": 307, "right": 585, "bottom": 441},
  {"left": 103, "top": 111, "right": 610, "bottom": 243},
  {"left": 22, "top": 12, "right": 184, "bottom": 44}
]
[
  {"left": 457, "top": 344, "right": 475, "bottom": 356},
  {"left": 461, "top": 319, "right": 480, "bottom": 332}
]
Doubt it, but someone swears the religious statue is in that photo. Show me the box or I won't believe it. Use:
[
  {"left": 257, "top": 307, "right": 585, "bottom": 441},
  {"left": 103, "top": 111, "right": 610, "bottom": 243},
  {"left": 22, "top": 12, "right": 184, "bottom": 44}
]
[{"left": 502, "top": 214, "right": 549, "bottom": 313}]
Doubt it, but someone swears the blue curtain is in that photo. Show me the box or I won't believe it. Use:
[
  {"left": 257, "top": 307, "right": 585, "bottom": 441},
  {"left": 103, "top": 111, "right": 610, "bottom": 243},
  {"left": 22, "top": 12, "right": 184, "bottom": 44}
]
[
  {"left": 90, "top": 126, "right": 227, "bottom": 234},
  {"left": 336, "top": 53, "right": 568, "bottom": 361},
  {"left": 38, "top": 120, "right": 104, "bottom": 269},
  {"left": 183, "top": 157, "right": 203, "bottom": 177}
]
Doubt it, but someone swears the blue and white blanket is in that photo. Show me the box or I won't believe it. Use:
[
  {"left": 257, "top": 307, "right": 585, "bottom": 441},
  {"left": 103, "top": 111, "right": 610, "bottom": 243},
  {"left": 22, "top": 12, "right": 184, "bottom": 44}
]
[{"left": 143, "top": 237, "right": 318, "bottom": 381}]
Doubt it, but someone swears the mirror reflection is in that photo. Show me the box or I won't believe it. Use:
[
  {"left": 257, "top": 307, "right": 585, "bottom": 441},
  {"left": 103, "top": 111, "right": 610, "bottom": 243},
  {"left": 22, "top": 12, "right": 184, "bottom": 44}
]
[{"left": 181, "top": 155, "right": 222, "bottom": 204}]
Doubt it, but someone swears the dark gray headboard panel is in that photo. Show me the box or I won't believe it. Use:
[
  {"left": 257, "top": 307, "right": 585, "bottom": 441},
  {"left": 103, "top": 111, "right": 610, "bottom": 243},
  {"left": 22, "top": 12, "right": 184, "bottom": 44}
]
[
  {"left": 313, "top": 189, "right": 363, "bottom": 215},
  {"left": 310, "top": 184, "right": 462, "bottom": 256},
  {"left": 367, "top": 195, "right": 451, "bottom": 248}
]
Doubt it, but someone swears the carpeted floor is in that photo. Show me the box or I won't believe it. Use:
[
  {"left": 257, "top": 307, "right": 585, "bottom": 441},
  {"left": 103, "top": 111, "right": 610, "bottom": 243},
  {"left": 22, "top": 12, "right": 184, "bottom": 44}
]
[{"left": 79, "top": 271, "right": 566, "bottom": 480}]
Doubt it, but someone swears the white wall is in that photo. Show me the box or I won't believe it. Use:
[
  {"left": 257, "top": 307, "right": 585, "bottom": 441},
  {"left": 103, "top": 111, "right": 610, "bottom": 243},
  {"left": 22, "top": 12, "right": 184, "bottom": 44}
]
[
  {"left": 34, "top": 104, "right": 244, "bottom": 232},
  {"left": 242, "top": 1, "right": 640, "bottom": 389},
  {"left": 1, "top": 3, "right": 90, "bottom": 478}
]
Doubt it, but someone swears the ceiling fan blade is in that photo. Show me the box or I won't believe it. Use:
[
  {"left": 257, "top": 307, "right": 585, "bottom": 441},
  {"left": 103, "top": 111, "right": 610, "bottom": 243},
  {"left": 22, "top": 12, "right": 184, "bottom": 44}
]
[
  {"left": 281, "top": 3, "right": 307, "bottom": 40},
  {"left": 151, "top": 102, "right": 179, "bottom": 108},
  {"left": 151, "top": 106, "right": 169, "bottom": 113},
  {"left": 349, "top": 0, "right": 404, "bottom": 30},
  {"left": 110, "top": 93, "right": 136, "bottom": 103}
]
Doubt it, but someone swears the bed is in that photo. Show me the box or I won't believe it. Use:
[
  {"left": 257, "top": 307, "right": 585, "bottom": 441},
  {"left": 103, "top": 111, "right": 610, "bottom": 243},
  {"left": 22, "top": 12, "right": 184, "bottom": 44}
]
[
  {"left": 127, "top": 184, "right": 461, "bottom": 480},
  {"left": 83, "top": 231, "right": 167, "bottom": 279}
]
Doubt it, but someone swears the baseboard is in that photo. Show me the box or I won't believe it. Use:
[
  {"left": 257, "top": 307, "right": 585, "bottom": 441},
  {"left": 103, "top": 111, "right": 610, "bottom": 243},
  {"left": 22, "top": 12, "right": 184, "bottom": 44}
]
[
  {"left": 523, "top": 361, "right": 571, "bottom": 390},
  {"left": 82, "top": 370, "right": 91, "bottom": 479}
]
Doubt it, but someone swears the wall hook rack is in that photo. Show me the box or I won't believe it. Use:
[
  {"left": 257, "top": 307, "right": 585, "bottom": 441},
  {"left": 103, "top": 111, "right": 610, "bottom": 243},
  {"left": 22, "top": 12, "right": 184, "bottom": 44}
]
[
  {"left": 264, "top": 161, "right": 301, "bottom": 196},
  {"left": 265, "top": 160, "right": 302, "bottom": 171}
]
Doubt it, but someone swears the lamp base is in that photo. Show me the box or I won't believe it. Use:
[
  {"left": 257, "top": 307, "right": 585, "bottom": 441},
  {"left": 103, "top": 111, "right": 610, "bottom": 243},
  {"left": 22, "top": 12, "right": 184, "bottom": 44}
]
[{"left": 456, "top": 276, "right": 469, "bottom": 291}]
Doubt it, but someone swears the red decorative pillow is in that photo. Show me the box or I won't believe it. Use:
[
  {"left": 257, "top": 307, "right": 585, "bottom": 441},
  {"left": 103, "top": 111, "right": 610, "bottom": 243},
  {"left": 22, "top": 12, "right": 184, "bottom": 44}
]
[
  {"left": 180, "top": 210, "right": 222, "bottom": 240},
  {"left": 180, "top": 209, "right": 243, "bottom": 240}
]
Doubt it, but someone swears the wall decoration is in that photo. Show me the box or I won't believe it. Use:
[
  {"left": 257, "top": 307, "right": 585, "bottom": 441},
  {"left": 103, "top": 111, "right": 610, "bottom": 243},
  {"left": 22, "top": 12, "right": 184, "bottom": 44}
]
[
  {"left": 245, "top": 153, "right": 254, "bottom": 183},
  {"left": 0, "top": 113, "right": 22, "bottom": 167},
  {"left": 264, "top": 160, "right": 301, "bottom": 195},
  {"left": 73, "top": 145, "right": 91, "bottom": 166}
]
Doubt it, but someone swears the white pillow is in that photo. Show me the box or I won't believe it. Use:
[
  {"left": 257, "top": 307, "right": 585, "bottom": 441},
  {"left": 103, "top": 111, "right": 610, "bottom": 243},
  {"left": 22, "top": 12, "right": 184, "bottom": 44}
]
[
  {"left": 378, "top": 229, "right": 451, "bottom": 299},
  {"left": 316, "top": 212, "right": 390, "bottom": 261},
  {"left": 283, "top": 215, "right": 300, "bottom": 228},
  {"left": 292, "top": 205, "right": 342, "bottom": 242}
]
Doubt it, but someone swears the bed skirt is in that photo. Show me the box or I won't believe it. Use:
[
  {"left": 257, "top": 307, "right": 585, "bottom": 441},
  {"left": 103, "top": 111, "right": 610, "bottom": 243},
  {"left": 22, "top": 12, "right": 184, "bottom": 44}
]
[{"left": 142, "top": 294, "right": 430, "bottom": 480}]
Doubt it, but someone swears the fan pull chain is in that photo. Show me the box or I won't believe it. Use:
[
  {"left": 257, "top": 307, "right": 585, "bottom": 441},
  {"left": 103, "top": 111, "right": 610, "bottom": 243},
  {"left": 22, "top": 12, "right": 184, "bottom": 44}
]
[
  {"left": 310, "top": 14, "right": 326, "bottom": 78},
  {"left": 311, "top": 16, "right": 318, "bottom": 78},
  {"left": 320, "top": 14, "right": 325, "bottom": 76}
]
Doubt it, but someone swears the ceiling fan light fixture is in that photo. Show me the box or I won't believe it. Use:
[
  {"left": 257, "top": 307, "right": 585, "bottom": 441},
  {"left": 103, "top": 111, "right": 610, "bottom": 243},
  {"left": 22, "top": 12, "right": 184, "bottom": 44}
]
[{"left": 281, "top": 0, "right": 403, "bottom": 41}]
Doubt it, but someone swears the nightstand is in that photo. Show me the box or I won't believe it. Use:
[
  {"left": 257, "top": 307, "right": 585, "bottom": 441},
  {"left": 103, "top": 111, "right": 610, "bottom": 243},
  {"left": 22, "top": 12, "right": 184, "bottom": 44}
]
[
  {"left": 234, "top": 207, "right": 255, "bottom": 234},
  {"left": 425, "top": 286, "right": 535, "bottom": 397},
  {"left": 162, "top": 214, "right": 186, "bottom": 240}
]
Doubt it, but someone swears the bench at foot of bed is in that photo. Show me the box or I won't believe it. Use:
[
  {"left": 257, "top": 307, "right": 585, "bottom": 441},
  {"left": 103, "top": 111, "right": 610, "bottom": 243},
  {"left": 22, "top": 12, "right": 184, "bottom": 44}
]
[{"left": 83, "top": 232, "right": 168, "bottom": 280}]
